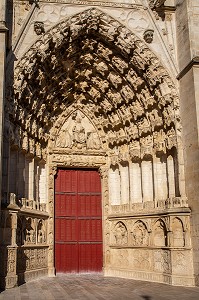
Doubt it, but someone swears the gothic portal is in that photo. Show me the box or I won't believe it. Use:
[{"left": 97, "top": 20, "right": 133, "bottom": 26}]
[{"left": 0, "top": 0, "right": 199, "bottom": 289}]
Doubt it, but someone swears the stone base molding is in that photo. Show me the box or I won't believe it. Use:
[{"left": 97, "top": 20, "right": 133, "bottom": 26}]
[{"left": 104, "top": 268, "right": 195, "bottom": 287}]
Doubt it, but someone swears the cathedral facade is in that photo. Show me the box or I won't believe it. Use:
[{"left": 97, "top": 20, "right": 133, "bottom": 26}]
[{"left": 0, "top": 0, "right": 199, "bottom": 289}]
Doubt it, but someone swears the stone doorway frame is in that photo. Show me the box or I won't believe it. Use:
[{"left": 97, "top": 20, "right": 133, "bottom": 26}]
[{"left": 47, "top": 152, "right": 108, "bottom": 276}]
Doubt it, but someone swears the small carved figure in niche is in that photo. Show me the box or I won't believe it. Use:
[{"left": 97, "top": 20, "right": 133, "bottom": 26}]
[
  {"left": 130, "top": 101, "right": 144, "bottom": 120},
  {"left": 16, "top": 217, "right": 23, "bottom": 246},
  {"left": 34, "top": 22, "right": 45, "bottom": 35},
  {"left": 72, "top": 116, "right": 86, "bottom": 149},
  {"left": 24, "top": 218, "right": 35, "bottom": 244},
  {"left": 148, "top": 109, "right": 162, "bottom": 129},
  {"left": 138, "top": 117, "right": 151, "bottom": 134},
  {"left": 129, "top": 140, "right": 140, "bottom": 159},
  {"left": 101, "top": 99, "right": 112, "bottom": 112},
  {"left": 167, "top": 127, "right": 177, "bottom": 149},
  {"left": 127, "top": 124, "right": 139, "bottom": 140},
  {"left": 140, "top": 135, "right": 153, "bottom": 157},
  {"left": 116, "top": 28, "right": 133, "bottom": 54},
  {"left": 108, "top": 72, "right": 122, "bottom": 88},
  {"left": 86, "top": 14, "right": 100, "bottom": 32},
  {"left": 95, "top": 60, "right": 108, "bottom": 75},
  {"left": 153, "top": 130, "right": 166, "bottom": 153},
  {"left": 10, "top": 193, "right": 16, "bottom": 205},
  {"left": 117, "top": 127, "right": 126, "bottom": 142},
  {"left": 143, "top": 29, "right": 154, "bottom": 44},
  {"left": 121, "top": 85, "right": 134, "bottom": 103},
  {"left": 114, "top": 222, "right": 128, "bottom": 245},
  {"left": 37, "top": 220, "right": 46, "bottom": 244},
  {"left": 87, "top": 132, "right": 101, "bottom": 150},
  {"left": 163, "top": 105, "right": 174, "bottom": 126},
  {"left": 132, "top": 221, "right": 149, "bottom": 246},
  {"left": 99, "top": 21, "right": 119, "bottom": 41},
  {"left": 112, "top": 56, "right": 128, "bottom": 74},
  {"left": 48, "top": 232, "right": 53, "bottom": 244}
]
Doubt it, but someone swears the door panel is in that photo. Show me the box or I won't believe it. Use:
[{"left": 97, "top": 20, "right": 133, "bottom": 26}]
[{"left": 55, "top": 169, "right": 102, "bottom": 273}]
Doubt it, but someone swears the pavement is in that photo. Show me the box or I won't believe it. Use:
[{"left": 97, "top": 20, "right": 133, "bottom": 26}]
[{"left": 0, "top": 274, "right": 199, "bottom": 300}]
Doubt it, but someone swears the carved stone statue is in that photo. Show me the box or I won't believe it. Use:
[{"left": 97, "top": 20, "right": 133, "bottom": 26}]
[
  {"left": 132, "top": 221, "right": 149, "bottom": 246},
  {"left": 34, "top": 22, "right": 45, "bottom": 35},
  {"left": 56, "top": 129, "right": 72, "bottom": 148},
  {"left": 87, "top": 132, "right": 101, "bottom": 150},
  {"left": 72, "top": 116, "right": 86, "bottom": 149},
  {"left": 143, "top": 29, "right": 154, "bottom": 44},
  {"left": 114, "top": 222, "right": 128, "bottom": 245}
]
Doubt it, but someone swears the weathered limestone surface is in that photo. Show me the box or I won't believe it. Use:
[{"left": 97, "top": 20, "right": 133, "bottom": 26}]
[
  {"left": 175, "top": 0, "right": 199, "bottom": 286},
  {"left": 0, "top": 0, "right": 199, "bottom": 289}
]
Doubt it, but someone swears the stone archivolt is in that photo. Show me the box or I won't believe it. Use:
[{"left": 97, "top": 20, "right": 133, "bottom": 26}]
[{"left": 10, "top": 8, "right": 180, "bottom": 158}]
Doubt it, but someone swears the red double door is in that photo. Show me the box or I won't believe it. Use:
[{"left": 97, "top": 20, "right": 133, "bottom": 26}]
[{"left": 55, "top": 169, "right": 103, "bottom": 273}]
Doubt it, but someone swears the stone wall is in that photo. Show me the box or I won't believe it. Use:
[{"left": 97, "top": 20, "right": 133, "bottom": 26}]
[{"left": 175, "top": 0, "right": 199, "bottom": 285}]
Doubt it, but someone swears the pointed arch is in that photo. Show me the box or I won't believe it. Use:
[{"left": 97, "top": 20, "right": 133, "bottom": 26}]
[{"left": 8, "top": 8, "right": 180, "bottom": 161}]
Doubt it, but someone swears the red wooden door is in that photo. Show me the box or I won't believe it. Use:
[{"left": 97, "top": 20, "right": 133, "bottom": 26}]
[{"left": 55, "top": 169, "right": 102, "bottom": 273}]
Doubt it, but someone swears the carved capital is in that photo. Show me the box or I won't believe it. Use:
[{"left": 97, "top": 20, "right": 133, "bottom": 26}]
[
  {"left": 99, "top": 166, "right": 108, "bottom": 179},
  {"left": 49, "top": 165, "right": 57, "bottom": 176}
]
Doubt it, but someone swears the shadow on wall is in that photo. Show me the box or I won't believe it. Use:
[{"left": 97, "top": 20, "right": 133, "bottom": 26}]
[
  {"left": 142, "top": 296, "right": 152, "bottom": 300},
  {"left": 0, "top": 0, "right": 15, "bottom": 290}
]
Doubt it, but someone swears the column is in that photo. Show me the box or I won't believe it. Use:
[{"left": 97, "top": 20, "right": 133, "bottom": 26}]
[
  {"left": 177, "top": 147, "right": 187, "bottom": 198},
  {"left": 0, "top": 0, "right": 7, "bottom": 212},
  {"left": 2, "top": 136, "right": 9, "bottom": 203},
  {"left": 18, "top": 152, "right": 25, "bottom": 199},
  {"left": 34, "top": 160, "right": 39, "bottom": 202},
  {"left": 119, "top": 163, "right": 129, "bottom": 204},
  {"left": 39, "top": 163, "right": 47, "bottom": 203},
  {"left": 109, "top": 165, "right": 121, "bottom": 205},
  {"left": 141, "top": 160, "right": 153, "bottom": 202},
  {"left": 24, "top": 156, "right": 29, "bottom": 199},
  {"left": 25, "top": 156, "right": 34, "bottom": 200},
  {"left": 154, "top": 155, "right": 168, "bottom": 201},
  {"left": 167, "top": 155, "right": 175, "bottom": 198},
  {"left": 129, "top": 161, "right": 142, "bottom": 203},
  {"left": 9, "top": 150, "right": 18, "bottom": 196},
  {"left": 173, "top": 151, "right": 181, "bottom": 197},
  {"left": 29, "top": 158, "right": 34, "bottom": 200}
]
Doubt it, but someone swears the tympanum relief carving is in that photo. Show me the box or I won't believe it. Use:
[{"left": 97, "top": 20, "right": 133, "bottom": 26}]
[{"left": 55, "top": 110, "right": 101, "bottom": 151}]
